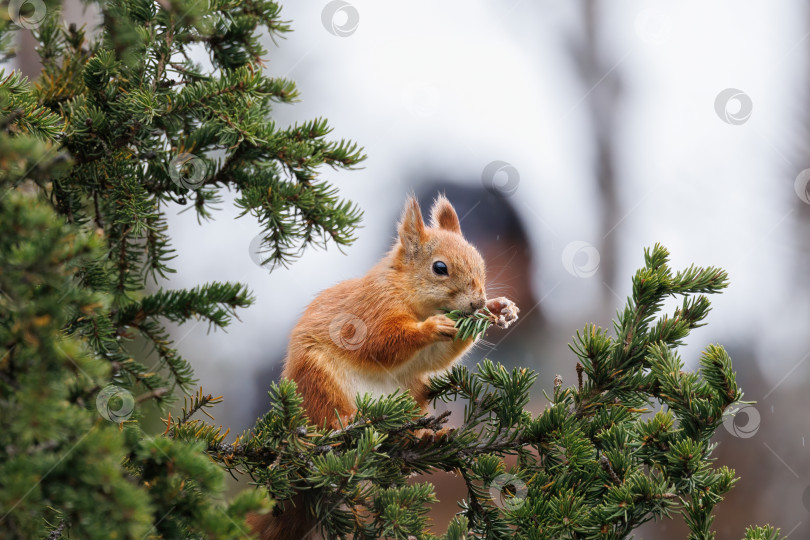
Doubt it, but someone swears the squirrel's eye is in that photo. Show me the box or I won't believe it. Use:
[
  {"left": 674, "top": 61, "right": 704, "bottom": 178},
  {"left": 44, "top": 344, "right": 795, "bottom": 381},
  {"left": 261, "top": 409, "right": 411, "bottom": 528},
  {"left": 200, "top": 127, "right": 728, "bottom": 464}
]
[{"left": 432, "top": 261, "right": 448, "bottom": 276}]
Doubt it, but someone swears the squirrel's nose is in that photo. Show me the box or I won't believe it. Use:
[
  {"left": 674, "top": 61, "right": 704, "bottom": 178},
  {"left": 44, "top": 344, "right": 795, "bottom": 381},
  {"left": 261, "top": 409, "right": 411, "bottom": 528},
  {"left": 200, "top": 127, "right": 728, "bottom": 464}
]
[{"left": 470, "top": 298, "right": 486, "bottom": 311}]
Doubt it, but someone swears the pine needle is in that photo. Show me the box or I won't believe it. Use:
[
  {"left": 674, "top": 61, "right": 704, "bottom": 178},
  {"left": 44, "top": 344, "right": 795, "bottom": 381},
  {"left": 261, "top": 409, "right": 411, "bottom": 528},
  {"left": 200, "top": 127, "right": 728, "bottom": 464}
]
[{"left": 445, "top": 308, "right": 496, "bottom": 341}]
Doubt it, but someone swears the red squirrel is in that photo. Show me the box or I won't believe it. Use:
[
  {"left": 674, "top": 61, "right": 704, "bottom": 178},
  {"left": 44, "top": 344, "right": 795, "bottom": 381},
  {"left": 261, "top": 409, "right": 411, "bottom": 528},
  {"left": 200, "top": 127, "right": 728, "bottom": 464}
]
[{"left": 247, "top": 195, "right": 519, "bottom": 539}]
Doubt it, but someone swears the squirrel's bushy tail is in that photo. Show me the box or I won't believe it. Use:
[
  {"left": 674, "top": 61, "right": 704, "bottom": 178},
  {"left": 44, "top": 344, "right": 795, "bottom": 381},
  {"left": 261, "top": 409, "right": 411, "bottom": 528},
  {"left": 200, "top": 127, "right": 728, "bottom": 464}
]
[{"left": 246, "top": 501, "right": 321, "bottom": 540}]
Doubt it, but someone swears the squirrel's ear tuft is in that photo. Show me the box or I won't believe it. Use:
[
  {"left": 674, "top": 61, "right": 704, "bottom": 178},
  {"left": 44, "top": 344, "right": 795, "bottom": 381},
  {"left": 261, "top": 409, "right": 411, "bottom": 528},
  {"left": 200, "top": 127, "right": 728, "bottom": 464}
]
[
  {"left": 429, "top": 194, "right": 462, "bottom": 235},
  {"left": 398, "top": 196, "right": 426, "bottom": 254}
]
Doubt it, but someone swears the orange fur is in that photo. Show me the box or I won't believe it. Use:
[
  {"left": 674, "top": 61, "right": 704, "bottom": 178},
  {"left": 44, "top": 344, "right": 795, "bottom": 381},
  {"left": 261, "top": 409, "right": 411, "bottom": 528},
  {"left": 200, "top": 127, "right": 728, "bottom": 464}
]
[
  {"left": 250, "top": 195, "right": 517, "bottom": 539},
  {"left": 282, "top": 195, "right": 487, "bottom": 429}
]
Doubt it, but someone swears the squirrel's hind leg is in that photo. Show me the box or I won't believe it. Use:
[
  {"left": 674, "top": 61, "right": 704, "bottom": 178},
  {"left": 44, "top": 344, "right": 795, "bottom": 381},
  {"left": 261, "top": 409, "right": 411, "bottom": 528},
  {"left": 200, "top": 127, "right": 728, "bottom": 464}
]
[{"left": 282, "top": 351, "right": 353, "bottom": 428}]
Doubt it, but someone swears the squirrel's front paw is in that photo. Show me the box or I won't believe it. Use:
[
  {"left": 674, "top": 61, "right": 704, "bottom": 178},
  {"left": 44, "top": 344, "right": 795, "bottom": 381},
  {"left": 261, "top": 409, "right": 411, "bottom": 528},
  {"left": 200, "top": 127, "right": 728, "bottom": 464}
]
[
  {"left": 412, "top": 427, "right": 454, "bottom": 445},
  {"left": 486, "top": 297, "right": 520, "bottom": 329},
  {"left": 426, "top": 314, "right": 458, "bottom": 340}
]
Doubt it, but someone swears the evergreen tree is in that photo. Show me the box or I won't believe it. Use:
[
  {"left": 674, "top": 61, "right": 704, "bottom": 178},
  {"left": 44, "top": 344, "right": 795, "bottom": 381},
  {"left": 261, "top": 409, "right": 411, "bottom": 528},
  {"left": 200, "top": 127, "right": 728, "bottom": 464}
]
[
  {"left": 1, "top": 0, "right": 362, "bottom": 537},
  {"left": 0, "top": 0, "right": 780, "bottom": 539}
]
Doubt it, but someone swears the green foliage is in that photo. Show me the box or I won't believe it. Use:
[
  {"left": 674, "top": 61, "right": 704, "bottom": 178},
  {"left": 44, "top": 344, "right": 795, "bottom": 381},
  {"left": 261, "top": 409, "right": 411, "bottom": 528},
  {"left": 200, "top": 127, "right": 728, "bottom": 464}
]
[
  {"left": 743, "top": 525, "right": 783, "bottom": 540},
  {"left": 0, "top": 188, "right": 152, "bottom": 539},
  {"left": 0, "top": 0, "right": 363, "bottom": 537}
]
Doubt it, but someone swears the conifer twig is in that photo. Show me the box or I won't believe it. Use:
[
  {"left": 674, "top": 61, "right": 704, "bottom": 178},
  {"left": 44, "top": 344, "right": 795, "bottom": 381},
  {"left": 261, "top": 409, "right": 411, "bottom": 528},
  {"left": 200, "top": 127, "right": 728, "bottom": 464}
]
[{"left": 445, "top": 307, "right": 496, "bottom": 341}]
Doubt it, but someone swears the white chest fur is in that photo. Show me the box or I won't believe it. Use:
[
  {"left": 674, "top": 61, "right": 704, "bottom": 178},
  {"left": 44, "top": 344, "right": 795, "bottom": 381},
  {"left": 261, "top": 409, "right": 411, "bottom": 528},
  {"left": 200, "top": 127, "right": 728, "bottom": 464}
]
[
  {"left": 343, "top": 367, "right": 403, "bottom": 403},
  {"left": 339, "top": 340, "right": 470, "bottom": 404}
]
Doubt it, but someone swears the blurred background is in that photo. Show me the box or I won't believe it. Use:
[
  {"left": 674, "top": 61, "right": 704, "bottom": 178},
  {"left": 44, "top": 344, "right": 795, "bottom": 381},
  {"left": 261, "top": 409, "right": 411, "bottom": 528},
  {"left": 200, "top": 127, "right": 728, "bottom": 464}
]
[{"left": 13, "top": 0, "right": 810, "bottom": 537}]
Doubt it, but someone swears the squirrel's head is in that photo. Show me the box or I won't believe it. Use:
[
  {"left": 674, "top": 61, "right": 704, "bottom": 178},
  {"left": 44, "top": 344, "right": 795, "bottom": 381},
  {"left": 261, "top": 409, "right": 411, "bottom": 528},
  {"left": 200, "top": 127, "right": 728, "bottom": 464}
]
[{"left": 394, "top": 195, "right": 487, "bottom": 315}]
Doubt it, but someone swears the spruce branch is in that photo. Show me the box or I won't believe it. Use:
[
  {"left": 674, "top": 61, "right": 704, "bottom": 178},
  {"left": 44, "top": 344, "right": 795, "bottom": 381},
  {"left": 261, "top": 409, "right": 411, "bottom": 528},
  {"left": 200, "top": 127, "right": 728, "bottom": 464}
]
[{"left": 184, "top": 245, "right": 775, "bottom": 539}]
